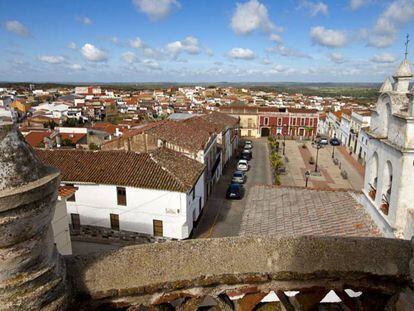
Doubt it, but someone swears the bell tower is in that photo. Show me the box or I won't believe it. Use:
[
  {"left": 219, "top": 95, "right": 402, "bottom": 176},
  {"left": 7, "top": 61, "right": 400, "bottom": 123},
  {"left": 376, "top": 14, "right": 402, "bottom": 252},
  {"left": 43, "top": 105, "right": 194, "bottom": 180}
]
[{"left": 361, "top": 36, "right": 414, "bottom": 239}]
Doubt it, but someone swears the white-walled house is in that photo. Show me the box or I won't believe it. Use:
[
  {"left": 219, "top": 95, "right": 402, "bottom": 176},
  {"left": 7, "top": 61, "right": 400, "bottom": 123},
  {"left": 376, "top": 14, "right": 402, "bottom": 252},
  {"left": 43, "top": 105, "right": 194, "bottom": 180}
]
[
  {"left": 52, "top": 187, "right": 74, "bottom": 255},
  {"left": 37, "top": 148, "right": 206, "bottom": 240}
]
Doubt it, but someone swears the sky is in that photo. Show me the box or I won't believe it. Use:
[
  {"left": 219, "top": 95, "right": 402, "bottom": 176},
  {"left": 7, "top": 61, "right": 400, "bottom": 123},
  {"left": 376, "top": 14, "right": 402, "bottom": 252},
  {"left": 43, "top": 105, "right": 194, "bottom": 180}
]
[{"left": 1, "top": 0, "right": 414, "bottom": 83}]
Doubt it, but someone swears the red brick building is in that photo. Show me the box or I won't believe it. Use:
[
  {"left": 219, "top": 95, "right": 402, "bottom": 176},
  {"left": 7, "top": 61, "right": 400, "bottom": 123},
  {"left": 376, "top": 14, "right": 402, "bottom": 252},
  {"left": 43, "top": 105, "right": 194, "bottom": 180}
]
[
  {"left": 220, "top": 106, "right": 318, "bottom": 138},
  {"left": 259, "top": 108, "right": 319, "bottom": 138}
]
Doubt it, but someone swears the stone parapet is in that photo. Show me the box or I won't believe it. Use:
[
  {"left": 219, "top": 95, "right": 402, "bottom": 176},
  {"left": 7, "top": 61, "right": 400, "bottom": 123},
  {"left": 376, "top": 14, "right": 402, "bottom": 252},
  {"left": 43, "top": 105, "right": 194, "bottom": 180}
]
[{"left": 66, "top": 236, "right": 414, "bottom": 310}]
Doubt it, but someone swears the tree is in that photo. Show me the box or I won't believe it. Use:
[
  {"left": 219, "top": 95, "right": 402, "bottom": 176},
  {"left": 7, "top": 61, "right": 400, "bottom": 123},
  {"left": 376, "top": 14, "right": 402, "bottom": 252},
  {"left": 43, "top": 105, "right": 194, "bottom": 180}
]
[
  {"left": 89, "top": 142, "right": 100, "bottom": 150},
  {"left": 43, "top": 120, "right": 57, "bottom": 130},
  {"left": 61, "top": 138, "right": 75, "bottom": 147}
]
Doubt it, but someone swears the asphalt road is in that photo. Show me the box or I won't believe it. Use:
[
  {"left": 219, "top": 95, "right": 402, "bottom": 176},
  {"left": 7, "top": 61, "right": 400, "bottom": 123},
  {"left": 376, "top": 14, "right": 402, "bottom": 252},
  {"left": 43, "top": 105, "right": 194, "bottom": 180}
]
[{"left": 192, "top": 138, "right": 272, "bottom": 238}]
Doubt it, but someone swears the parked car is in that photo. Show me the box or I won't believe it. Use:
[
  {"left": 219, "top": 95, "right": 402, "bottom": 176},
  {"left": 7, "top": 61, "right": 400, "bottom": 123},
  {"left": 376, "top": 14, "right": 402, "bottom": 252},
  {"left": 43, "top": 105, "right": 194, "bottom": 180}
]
[
  {"left": 232, "top": 170, "right": 246, "bottom": 184},
  {"left": 237, "top": 159, "right": 249, "bottom": 171},
  {"left": 226, "top": 183, "right": 245, "bottom": 200},
  {"left": 319, "top": 138, "right": 328, "bottom": 145},
  {"left": 330, "top": 138, "right": 341, "bottom": 146},
  {"left": 241, "top": 151, "right": 252, "bottom": 160},
  {"left": 245, "top": 140, "right": 252, "bottom": 145},
  {"left": 244, "top": 142, "right": 253, "bottom": 150}
]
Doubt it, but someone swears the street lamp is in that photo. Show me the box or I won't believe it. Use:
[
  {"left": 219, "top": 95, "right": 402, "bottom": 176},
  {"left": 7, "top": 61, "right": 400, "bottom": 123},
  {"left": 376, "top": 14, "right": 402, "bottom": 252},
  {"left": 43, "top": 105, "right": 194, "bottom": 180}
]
[
  {"left": 315, "top": 143, "right": 322, "bottom": 173},
  {"left": 305, "top": 170, "right": 310, "bottom": 187},
  {"left": 282, "top": 124, "right": 287, "bottom": 156},
  {"left": 331, "top": 134, "right": 337, "bottom": 159}
]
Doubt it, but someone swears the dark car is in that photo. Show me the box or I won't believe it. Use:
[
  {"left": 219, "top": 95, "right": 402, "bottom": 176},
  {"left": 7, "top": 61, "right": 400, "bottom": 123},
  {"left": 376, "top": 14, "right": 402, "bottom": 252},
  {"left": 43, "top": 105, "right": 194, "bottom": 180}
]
[
  {"left": 226, "top": 183, "right": 245, "bottom": 199},
  {"left": 330, "top": 138, "right": 341, "bottom": 146},
  {"left": 241, "top": 150, "right": 252, "bottom": 160},
  {"left": 232, "top": 170, "right": 246, "bottom": 184}
]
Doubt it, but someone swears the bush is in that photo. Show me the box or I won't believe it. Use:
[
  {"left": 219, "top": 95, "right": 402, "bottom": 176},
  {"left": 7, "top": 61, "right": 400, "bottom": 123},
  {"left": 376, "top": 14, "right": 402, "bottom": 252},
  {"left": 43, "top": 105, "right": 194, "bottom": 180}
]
[{"left": 89, "top": 142, "right": 100, "bottom": 150}]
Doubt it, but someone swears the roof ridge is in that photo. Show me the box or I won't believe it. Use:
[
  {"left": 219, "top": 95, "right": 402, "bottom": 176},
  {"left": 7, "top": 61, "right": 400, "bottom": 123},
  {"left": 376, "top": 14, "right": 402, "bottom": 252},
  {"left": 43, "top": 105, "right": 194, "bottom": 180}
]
[{"left": 149, "top": 151, "right": 188, "bottom": 191}]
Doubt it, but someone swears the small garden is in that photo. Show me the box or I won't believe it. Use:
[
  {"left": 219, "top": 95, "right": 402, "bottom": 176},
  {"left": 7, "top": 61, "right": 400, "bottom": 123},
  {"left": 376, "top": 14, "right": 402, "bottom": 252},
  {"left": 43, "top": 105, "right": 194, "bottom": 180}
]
[{"left": 268, "top": 136, "right": 284, "bottom": 185}]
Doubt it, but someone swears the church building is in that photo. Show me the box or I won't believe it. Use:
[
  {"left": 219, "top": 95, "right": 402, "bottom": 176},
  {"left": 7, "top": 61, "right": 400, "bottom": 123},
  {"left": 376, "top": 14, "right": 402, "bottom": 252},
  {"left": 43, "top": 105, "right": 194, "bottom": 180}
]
[{"left": 361, "top": 56, "right": 414, "bottom": 239}]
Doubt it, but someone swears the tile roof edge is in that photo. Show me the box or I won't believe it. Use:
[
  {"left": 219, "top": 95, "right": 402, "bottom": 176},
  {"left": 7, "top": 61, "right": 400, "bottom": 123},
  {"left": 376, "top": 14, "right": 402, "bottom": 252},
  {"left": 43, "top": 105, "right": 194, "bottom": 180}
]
[{"left": 149, "top": 152, "right": 189, "bottom": 192}]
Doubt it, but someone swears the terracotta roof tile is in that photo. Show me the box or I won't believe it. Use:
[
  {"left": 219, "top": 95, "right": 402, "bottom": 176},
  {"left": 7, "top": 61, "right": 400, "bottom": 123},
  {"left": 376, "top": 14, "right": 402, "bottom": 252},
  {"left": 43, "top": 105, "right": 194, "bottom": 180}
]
[{"left": 36, "top": 148, "right": 204, "bottom": 192}]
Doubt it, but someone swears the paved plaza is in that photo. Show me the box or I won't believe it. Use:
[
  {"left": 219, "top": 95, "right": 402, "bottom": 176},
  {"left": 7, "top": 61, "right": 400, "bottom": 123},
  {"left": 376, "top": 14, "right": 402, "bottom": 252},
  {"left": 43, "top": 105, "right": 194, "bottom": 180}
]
[
  {"left": 239, "top": 185, "right": 381, "bottom": 237},
  {"left": 280, "top": 140, "right": 364, "bottom": 191}
]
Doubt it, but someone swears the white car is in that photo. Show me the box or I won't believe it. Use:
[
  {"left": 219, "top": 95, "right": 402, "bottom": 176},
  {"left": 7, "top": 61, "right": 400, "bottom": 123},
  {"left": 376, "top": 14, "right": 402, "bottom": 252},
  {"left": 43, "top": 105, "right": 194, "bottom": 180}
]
[
  {"left": 244, "top": 143, "right": 253, "bottom": 150},
  {"left": 237, "top": 159, "right": 249, "bottom": 171}
]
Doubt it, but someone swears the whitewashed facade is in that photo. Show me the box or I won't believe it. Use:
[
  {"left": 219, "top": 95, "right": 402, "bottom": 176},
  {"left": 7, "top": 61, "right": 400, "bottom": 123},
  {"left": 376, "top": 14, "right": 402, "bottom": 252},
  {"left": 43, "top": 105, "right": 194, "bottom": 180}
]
[
  {"left": 66, "top": 172, "right": 205, "bottom": 240},
  {"left": 361, "top": 58, "right": 414, "bottom": 239}
]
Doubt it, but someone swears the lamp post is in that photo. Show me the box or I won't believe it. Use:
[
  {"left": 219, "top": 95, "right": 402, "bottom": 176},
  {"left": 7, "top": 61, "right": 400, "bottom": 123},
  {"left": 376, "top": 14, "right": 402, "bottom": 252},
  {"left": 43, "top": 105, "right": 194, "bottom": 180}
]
[
  {"left": 315, "top": 143, "right": 322, "bottom": 173},
  {"left": 331, "top": 133, "right": 337, "bottom": 159},
  {"left": 282, "top": 124, "right": 287, "bottom": 156},
  {"left": 305, "top": 170, "right": 310, "bottom": 187}
]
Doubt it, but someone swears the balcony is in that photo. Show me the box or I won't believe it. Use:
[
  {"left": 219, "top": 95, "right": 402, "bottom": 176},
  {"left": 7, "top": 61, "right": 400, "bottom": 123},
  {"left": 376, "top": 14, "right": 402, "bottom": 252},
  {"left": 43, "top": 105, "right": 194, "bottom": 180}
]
[{"left": 66, "top": 236, "right": 414, "bottom": 310}]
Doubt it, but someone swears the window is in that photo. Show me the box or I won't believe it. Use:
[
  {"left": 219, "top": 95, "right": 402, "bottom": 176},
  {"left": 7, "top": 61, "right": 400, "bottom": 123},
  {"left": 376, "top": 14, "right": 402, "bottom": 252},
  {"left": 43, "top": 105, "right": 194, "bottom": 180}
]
[
  {"left": 67, "top": 193, "right": 76, "bottom": 202},
  {"left": 71, "top": 213, "right": 80, "bottom": 230},
  {"left": 117, "top": 187, "right": 127, "bottom": 206},
  {"left": 110, "top": 213, "right": 120, "bottom": 231},
  {"left": 264, "top": 117, "right": 269, "bottom": 125},
  {"left": 277, "top": 118, "right": 282, "bottom": 126},
  {"left": 292, "top": 118, "right": 296, "bottom": 126},
  {"left": 153, "top": 219, "right": 163, "bottom": 236}
]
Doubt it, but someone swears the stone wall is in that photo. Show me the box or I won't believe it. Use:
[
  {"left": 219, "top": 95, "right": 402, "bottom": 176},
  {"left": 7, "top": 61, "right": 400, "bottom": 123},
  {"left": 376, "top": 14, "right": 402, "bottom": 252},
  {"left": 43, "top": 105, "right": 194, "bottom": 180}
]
[{"left": 66, "top": 236, "right": 414, "bottom": 310}]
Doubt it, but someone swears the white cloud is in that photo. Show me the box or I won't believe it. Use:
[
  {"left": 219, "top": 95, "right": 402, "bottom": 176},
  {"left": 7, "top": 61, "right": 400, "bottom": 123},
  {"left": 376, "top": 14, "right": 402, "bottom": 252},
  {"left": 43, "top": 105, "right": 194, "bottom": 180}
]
[
  {"left": 371, "top": 53, "right": 397, "bottom": 63},
  {"left": 205, "top": 48, "right": 214, "bottom": 56},
  {"left": 110, "top": 36, "right": 119, "bottom": 44},
  {"left": 5, "top": 20, "right": 30, "bottom": 37},
  {"left": 231, "top": 0, "right": 275, "bottom": 35},
  {"left": 310, "top": 26, "right": 347, "bottom": 48},
  {"left": 81, "top": 43, "right": 108, "bottom": 62},
  {"left": 269, "top": 33, "right": 282, "bottom": 43},
  {"left": 38, "top": 55, "right": 66, "bottom": 64},
  {"left": 299, "top": 1, "right": 328, "bottom": 16},
  {"left": 262, "top": 58, "right": 271, "bottom": 65},
  {"left": 267, "top": 44, "right": 311, "bottom": 59},
  {"left": 77, "top": 16, "right": 92, "bottom": 25},
  {"left": 68, "top": 42, "right": 77, "bottom": 50},
  {"left": 142, "top": 59, "right": 162, "bottom": 70},
  {"left": 132, "top": 0, "right": 180, "bottom": 20},
  {"left": 129, "top": 37, "right": 144, "bottom": 49},
  {"left": 227, "top": 48, "right": 256, "bottom": 60},
  {"left": 350, "top": 0, "right": 369, "bottom": 10},
  {"left": 166, "top": 36, "right": 200, "bottom": 57},
  {"left": 122, "top": 51, "right": 138, "bottom": 64},
  {"left": 68, "top": 64, "right": 83, "bottom": 70},
  {"left": 328, "top": 52, "right": 346, "bottom": 63},
  {"left": 367, "top": 0, "right": 414, "bottom": 48}
]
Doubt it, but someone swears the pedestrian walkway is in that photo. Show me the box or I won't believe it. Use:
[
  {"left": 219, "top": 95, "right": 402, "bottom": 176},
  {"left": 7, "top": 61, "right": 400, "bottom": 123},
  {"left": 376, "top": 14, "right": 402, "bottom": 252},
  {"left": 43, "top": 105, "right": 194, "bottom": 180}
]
[
  {"left": 280, "top": 140, "right": 364, "bottom": 191},
  {"left": 337, "top": 146, "right": 365, "bottom": 177}
]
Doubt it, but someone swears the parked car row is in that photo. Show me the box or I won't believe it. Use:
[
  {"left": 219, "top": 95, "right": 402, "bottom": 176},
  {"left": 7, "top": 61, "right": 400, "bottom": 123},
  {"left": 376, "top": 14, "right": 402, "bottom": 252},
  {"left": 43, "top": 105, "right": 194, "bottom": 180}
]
[
  {"left": 315, "top": 136, "right": 341, "bottom": 146},
  {"left": 226, "top": 141, "right": 253, "bottom": 200}
]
